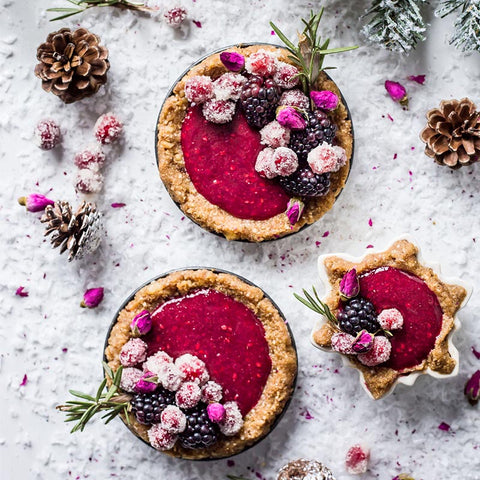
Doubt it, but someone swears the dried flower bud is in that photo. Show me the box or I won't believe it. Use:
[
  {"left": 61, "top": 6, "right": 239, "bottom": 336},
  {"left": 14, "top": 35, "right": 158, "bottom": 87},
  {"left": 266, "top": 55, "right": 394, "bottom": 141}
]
[
  {"left": 286, "top": 198, "right": 304, "bottom": 226},
  {"left": 465, "top": 370, "right": 480, "bottom": 406},
  {"left": 351, "top": 330, "right": 375, "bottom": 353},
  {"left": 130, "top": 310, "right": 152, "bottom": 337},
  {"left": 385, "top": 80, "right": 408, "bottom": 109},
  {"left": 339, "top": 269, "right": 360, "bottom": 300},
  {"left": 135, "top": 371, "right": 158, "bottom": 393},
  {"left": 80, "top": 287, "right": 104, "bottom": 308},
  {"left": 207, "top": 402, "right": 226, "bottom": 423},
  {"left": 18, "top": 194, "right": 54, "bottom": 213},
  {"left": 310, "top": 90, "right": 339, "bottom": 110},
  {"left": 220, "top": 51, "right": 245, "bottom": 72},
  {"left": 276, "top": 106, "right": 307, "bottom": 130},
  {"left": 393, "top": 475, "right": 415, "bottom": 480}
]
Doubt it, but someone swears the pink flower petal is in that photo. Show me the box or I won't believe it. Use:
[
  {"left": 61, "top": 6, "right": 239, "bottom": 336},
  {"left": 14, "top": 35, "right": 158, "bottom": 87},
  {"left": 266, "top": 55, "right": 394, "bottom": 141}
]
[
  {"left": 193, "top": 20, "right": 202, "bottom": 28},
  {"left": 407, "top": 74, "right": 426, "bottom": 85},
  {"left": 111, "top": 203, "right": 126, "bottom": 208},
  {"left": 438, "top": 422, "right": 450, "bottom": 431},
  {"left": 472, "top": 346, "right": 480, "bottom": 360},
  {"left": 16, "top": 286, "right": 29, "bottom": 297},
  {"left": 20, "top": 374, "right": 28, "bottom": 386}
]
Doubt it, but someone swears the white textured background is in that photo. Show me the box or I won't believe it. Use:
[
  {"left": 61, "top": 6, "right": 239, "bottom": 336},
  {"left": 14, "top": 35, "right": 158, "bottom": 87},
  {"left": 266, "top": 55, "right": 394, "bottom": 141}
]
[{"left": 1, "top": 0, "right": 479, "bottom": 479}]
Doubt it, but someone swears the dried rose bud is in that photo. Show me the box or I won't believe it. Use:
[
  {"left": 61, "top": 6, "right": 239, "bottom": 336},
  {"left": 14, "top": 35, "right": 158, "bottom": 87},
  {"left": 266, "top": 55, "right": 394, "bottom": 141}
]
[
  {"left": 352, "top": 330, "right": 375, "bottom": 353},
  {"left": 130, "top": 310, "right": 152, "bottom": 337},
  {"left": 310, "top": 90, "right": 339, "bottom": 110},
  {"left": 135, "top": 371, "right": 158, "bottom": 393},
  {"left": 286, "top": 198, "right": 304, "bottom": 226},
  {"left": 465, "top": 370, "right": 480, "bottom": 406},
  {"left": 80, "top": 287, "right": 104, "bottom": 308},
  {"left": 207, "top": 402, "right": 226, "bottom": 423},
  {"left": 393, "top": 475, "right": 415, "bottom": 480},
  {"left": 385, "top": 80, "right": 408, "bottom": 109},
  {"left": 18, "top": 194, "right": 54, "bottom": 213},
  {"left": 339, "top": 269, "right": 360, "bottom": 300},
  {"left": 220, "top": 51, "right": 245, "bottom": 72},
  {"left": 276, "top": 106, "right": 306, "bottom": 130}
]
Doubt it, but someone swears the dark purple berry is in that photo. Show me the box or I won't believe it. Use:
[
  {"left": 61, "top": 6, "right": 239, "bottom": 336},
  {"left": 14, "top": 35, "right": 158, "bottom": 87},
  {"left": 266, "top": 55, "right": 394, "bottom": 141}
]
[
  {"left": 337, "top": 297, "right": 380, "bottom": 336},
  {"left": 130, "top": 388, "right": 175, "bottom": 425},
  {"left": 178, "top": 403, "right": 219, "bottom": 450},
  {"left": 279, "top": 166, "right": 331, "bottom": 197}
]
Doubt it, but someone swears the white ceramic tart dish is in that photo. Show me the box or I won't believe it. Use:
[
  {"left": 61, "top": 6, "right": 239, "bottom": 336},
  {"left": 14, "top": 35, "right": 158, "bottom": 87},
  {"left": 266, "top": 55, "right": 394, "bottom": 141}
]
[{"left": 309, "top": 235, "right": 472, "bottom": 400}]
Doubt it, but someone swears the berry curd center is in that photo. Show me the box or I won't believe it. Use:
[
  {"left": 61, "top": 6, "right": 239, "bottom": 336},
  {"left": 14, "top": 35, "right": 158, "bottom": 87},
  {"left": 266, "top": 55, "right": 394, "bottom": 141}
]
[
  {"left": 145, "top": 288, "right": 272, "bottom": 415},
  {"left": 359, "top": 267, "right": 443, "bottom": 371},
  {"left": 181, "top": 106, "right": 290, "bottom": 220}
]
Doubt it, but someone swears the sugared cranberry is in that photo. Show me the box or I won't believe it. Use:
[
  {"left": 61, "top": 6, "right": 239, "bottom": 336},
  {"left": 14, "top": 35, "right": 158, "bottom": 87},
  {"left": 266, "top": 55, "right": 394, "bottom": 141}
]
[
  {"left": 273, "top": 147, "right": 298, "bottom": 176},
  {"left": 34, "top": 119, "right": 61, "bottom": 150},
  {"left": 163, "top": 6, "right": 187, "bottom": 28},
  {"left": 279, "top": 89, "right": 310, "bottom": 109},
  {"left": 148, "top": 424, "right": 177, "bottom": 451},
  {"left": 160, "top": 405, "right": 186, "bottom": 433},
  {"left": 273, "top": 62, "right": 299, "bottom": 89},
  {"left": 260, "top": 120, "right": 290, "bottom": 148},
  {"left": 202, "top": 99, "right": 236, "bottom": 124},
  {"left": 175, "top": 381, "right": 202, "bottom": 409},
  {"left": 245, "top": 49, "right": 278, "bottom": 76},
  {"left": 219, "top": 401, "right": 243, "bottom": 436},
  {"left": 213, "top": 73, "right": 246, "bottom": 101},
  {"left": 73, "top": 145, "right": 105, "bottom": 171},
  {"left": 358, "top": 336, "right": 392, "bottom": 366},
  {"left": 94, "top": 113, "right": 123, "bottom": 145},
  {"left": 201, "top": 381, "right": 223, "bottom": 403},
  {"left": 185, "top": 75, "right": 214, "bottom": 104},
  {"left": 74, "top": 168, "right": 104, "bottom": 194},
  {"left": 119, "top": 338, "right": 148, "bottom": 367},
  {"left": 345, "top": 444, "right": 370, "bottom": 474}
]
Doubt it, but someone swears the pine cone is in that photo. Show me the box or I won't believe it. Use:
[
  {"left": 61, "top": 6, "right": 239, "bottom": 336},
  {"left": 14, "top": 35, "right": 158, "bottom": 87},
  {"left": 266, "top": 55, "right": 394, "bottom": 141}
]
[
  {"left": 420, "top": 98, "right": 480, "bottom": 169},
  {"left": 34, "top": 28, "right": 109, "bottom": 104},
  {"left": 41, "top": 201, "right": 103, "bottom": 261}
]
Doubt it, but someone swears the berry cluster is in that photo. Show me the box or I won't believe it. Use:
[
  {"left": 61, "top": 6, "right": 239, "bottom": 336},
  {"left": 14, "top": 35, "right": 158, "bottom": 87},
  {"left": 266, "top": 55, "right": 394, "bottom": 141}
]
[{"left": 118, "top": 321, "right": 244, "bottom": 452}]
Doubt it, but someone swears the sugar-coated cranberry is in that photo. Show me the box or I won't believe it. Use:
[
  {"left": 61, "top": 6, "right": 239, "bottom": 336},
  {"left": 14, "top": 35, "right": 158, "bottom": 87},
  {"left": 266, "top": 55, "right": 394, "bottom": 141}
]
[
  {"left": 255, "top": 147, "right": 277, "bottom": 179},
  {"left": 273, "top": 62, "right": 299, "bottom": 89},
  {"left": 331, "top": 332, "right": 356, "bottom": 355},
  {"left": 345, "top": 444, "right": 370, "bottom": 474},
  {"left": 73, "top": 144, "right": 105, "bottom": 171},
  {"left": 163, "top": 6, "right": 187, "bottom": 28},
  {"left": 175, "top": 381, "right": 202, "bottom": 409},
  {"left": 185, "top": 75, "right": 214, "bottom": 104},
  {"left": 94, "top": 113, "right": 123, "bottom": 145},
  {"left": 273, "top": 147, "right": 298, "bottom": 177},
  {"left": 358, "top": 336, "right": 392, "bottom": 366},
  {"left": 74, "top": 168, "right": 104, "bottom": 194},
  {"left": 148, "top": 424, "right": 178, "bottom": 451},
  {"left": 201, "top": 381, "right": 223, "bottom": 403},
  {"left": 160, "top": 405, "right": 187, "bottom": 433},
  {"left": 219, "top": 401, "right": 243, "bottom": 436},
  {"left": 260, "top": 120, "right": 290, "bottom": 148},
  {"left": 119, "top": 338, "right": 148, "bottom": 367},
  {"left": 202, "top": 99, "right": 236, "bottom": 124},
  {"left": 213, "top": 73, "right": 247, "bottom": 101},
  {"left": 245, "top": 49, "right": 278, "bottom": 76},
  {"left": 34, "top": 119, "right": 61, "bottom": 150}
]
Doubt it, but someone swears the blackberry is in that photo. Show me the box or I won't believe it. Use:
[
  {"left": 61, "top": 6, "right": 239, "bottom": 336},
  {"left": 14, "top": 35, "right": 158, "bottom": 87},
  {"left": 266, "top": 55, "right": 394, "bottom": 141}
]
[
  {"left": 240, "top": 75, "right": 280, "bottom": 129},
  {"left": 289, "top": 110, "right": 337, "bottom": 160},
  {"left": 130, "top": 388, "right": 175, "bottom": 425},
  {"left": 178, "top": 403, "right": 219, "bottom": 449},
  {"left": 337, "top": 297, "right": 380, "bottom": 336},
  {"left": 279, "top": 166, "right": 331, "bottom": 197}
]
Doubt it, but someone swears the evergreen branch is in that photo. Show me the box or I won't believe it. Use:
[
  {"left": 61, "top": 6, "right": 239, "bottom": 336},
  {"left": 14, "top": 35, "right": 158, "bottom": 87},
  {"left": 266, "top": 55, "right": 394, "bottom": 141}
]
[{"left": 294, "top": 286, "right": 338, "bottom": 324}]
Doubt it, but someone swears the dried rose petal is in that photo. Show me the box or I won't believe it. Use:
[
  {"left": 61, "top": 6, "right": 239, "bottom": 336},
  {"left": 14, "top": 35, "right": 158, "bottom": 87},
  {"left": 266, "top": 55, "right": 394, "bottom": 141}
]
[
  {"left": 407, "top": 74, "right": 425, "bottom": 85},
  {"left": 18, "top": 194, "right": 54, "bottom": 213},
  {"left": 438, "top": 422, "right": 451, "bottom": 431},
  {"left": 310, "top": 90, "right": 339, "bottom": 110},
  {"left": 385, "top": 80, "right": 408, "bottom": 109},
  {"left": 286, "top": 198, "right": 304, "bottom": 226},
  {"left": 20, "top": 374, "right": 28, "bottom": 387},
  {"left": 15, "top": 286, "right": 29, "bottom": 297},
  {"left": 339, "top": 269, "right": 360, "bottom": 300},
  {"left": 220, "top": 51, "right": 245, "bottom": 72},
  {"left": 351, "top": 330, "right": 375, "bottom": 353},
  {"left": 130, "top": 310, "right": 152, "bottom": 337},
  {"left": 465, "top": 370, "right": 480, "bottom": 406},
  {"left": 276, "top": 106, "right": 306, "bottom": 130},
  {"left": 80, "top": 287, "right": 104, "bottom": 308}
]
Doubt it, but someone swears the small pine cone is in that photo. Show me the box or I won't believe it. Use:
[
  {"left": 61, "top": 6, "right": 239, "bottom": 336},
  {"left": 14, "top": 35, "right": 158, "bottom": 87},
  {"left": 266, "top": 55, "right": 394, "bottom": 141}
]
[
  {"left": 40, "top": 201, "right": 103, "bottom": 261},
  {"left": 420, "top": 98, "right": 480, "bottom": 169},
  {"left": 34, "top": 28, "right": 109, "bottom": 104}
]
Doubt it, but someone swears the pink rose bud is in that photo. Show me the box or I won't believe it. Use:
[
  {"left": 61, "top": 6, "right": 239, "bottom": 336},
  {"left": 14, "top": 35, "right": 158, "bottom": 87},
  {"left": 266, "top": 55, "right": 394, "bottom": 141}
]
[
  {"left": 310, "top": 90, "right": 339, "bottom": 110},
  {"left": 130, "top": 310, "right": 152, "bottom": 337},
  {"left": 339, "top": 269, "right": 360, "bottom": 300},
  {"left": 286, "top": 198, "right": 304, "bottom": 226},
  {"left": 385, "top": 80, "right": 408, "bottom": 109},
  {"left": 80, "top": 287, "right": 104, "bottom": 308},
  {"left": 465, "top": 370, "right": 480, "bottom": 406},
  {"left": 276, "top": 106, "right": 307, "bottom": 130},
  {"left": 18, "top": 194, "right": 54, "bottom": 213},
  {"left": 351, "top": 330, "right": 375, "bottom": 354},
  {"left": 207, "top": 402, "right": 226, "bottom": 423},
  {"left": 220, "top": 51, "right": 245, "bottom": 72},
  {"left": 135, "top": 371, "right": 158, "bottom": 393}
]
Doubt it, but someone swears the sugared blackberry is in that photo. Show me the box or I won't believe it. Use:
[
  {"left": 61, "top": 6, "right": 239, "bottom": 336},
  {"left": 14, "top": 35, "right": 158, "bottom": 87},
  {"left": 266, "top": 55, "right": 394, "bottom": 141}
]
[
  {"left": 289, "top": 110, "right": 337, "bottom": 160},
  {"left": 130, "top": 388, "right": 175, "bottom": 425},
  {"left": 178, "top": 403, "right": 219, "bottom": 449},
  {"left": 337, "top": 297, "right": 380, "bottom": 336},
  {"left": 240, "top": 75, "right": 280, "bottom": 129},
  {"left": 279, "top": 166, "right": 331, "bottom": 197}
]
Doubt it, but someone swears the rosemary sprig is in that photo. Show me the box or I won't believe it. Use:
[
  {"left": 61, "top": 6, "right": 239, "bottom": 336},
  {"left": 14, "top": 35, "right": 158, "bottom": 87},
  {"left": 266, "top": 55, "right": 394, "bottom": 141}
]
[
  {"left": 294, "top": 286, "right": 337, "bottom": 324},
  {"left": 47, "top": 0, "right": 155, "bottom": 21},
  {"left": 56, "top": 362, "right": 132, "bottom": 433},
  {"left": 270, "top": 9, "right": 358, "bottom": 97}
]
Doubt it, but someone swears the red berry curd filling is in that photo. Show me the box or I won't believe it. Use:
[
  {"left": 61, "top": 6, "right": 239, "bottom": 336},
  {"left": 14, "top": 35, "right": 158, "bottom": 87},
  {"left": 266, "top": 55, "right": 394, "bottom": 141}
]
[
  {"left": 359, "top": 267, "right": 443, "bottom": 371},
  {"left": 144, "top": 289, "right": 272, "bottom": 415},
  {"left": 181, "top": 106, "right": 290, "bottom": 220}
]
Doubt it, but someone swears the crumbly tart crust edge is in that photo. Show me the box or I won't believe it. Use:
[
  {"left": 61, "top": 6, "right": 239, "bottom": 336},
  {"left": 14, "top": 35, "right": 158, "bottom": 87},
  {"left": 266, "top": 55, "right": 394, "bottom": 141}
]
[
  {"left": 105, "top": 269, "right": 298, "bottom": 459},
  {"left": 312, "top": 239, "right": 467, "bottom": 399},
  {"left": 156, "top": 44, "right": 353, "bottom": 242}
]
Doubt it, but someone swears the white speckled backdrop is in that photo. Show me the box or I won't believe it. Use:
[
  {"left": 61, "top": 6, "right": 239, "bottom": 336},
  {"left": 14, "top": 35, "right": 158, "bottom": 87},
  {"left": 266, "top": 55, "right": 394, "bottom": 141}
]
[{"left": 1, "top": 0, "right": 479, "bottom": 479}]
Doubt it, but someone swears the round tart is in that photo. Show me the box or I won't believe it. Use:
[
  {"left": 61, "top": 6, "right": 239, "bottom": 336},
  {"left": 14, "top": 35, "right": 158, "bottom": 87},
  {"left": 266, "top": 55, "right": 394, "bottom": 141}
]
[
  {"left": 306, "top": 238, "right": 470, "bottom": 399},
  {"left": 104, "top": 268, "right": 297, "bottom": 459},
  {"left": 156, "top": 43, "right": 353, "bottom": 242}
]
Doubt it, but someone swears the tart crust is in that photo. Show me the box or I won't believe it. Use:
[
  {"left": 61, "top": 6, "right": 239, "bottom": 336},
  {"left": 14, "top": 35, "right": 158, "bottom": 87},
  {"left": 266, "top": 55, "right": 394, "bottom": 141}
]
[
  {"left": 312, "top": 239, "right": 467, "bottom": 399},
  {"left": 156, "top": 44, "right": 353, "bottom": 242},
  {"left": 105, "top": 269, "right": 297, "bottom": 459}
]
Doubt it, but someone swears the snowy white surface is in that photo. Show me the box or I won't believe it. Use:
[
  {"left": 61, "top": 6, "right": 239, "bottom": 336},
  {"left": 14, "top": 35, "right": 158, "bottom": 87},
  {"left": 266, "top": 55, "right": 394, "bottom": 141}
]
[{"left": 1, "top": 1, "right": 480, "bottom": 479}]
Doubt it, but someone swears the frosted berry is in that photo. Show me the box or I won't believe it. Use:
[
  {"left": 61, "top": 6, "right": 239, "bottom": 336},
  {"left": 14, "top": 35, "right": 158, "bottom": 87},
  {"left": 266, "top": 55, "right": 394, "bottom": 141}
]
[
  {"left": 358, "top": 336, "right": 392, "bottom": 366},
  {"left": 131, "top": 387, "right": 175, "bottom": 425},
  {"left": 75, "top": 168, "right": 104, "bottom": 194},
  {"left": 175, "top": 354, "right": 209, "bottom": 384},
  {"left": 307, "top": 142, "right": 347, "bottom": 175},
  {"left": 178, "top": 403, "right": 219, "bottom": 449},
  {"left": 378, "top": 308, "right": 404, "bottom": 330},
  {"left": 255, "top": 147, "right": 277, "bottom": 179},
  {"left": 213, "top": 73, "right": 247, "bottom": 101},
  {"left": 161, "top": 405, "right": 187, "bottom": 434},
  {"left": 279, "top": 89, "right": 310, "bottom": 110},
  {"left": 260, "top": 120, "right": 290, "bottom": 148},
  {"left": 279, "top": 166, "right": 331, "bottom": 197},
  {"left": 163, "top": 6, "right": 187, "bottom": 28},
  {"left": 158, "top": 362, "right": 185, "bottom": 391},
  {"left": 185, "top": 75, "right": 214, "bottom": 104},
  {"left": 202, "top": 99, "right": 236, "bottom": 124},
  {"left": 144, "top": 351, "right": 173, "bottom": 376},
  {"left": 94, "top": 113, "right": 123, "bottom": 145},
  {"left": 345, "top": 444, "right": 370, "bottom": 474},
  {"left": 73, "top": 145, "right": 105, "bottom": 172},
  {"left": 34, "top": 119, "right": 61, "bottom": 150},
  {"left": 245, "top": 49, "right": 278, "bottom": 76},
  {"left": 273, "top": 62, "right": 299, "bottom": 89},
  {"left": 201, "top": 381, "right": 223, "bottom": 403},
  {"left": 337, "top": 297, "right": 380, "bottom": 336},
  {"left": 331, "top": 332, "right": 356, "bottom": 355},
  {"left": 120, "top": 367, "right": 144, "bottom": 393},
  {"left": 148, "top": 423, "right": 178, "bottom": 451},
  {"left": 175, "top": 381, "right": 202, "bottom": 409},
  {"left": 219, "top": 401, "right": 243, "bottom": 436},
  {"left": 273, "top": 147, "right": 298, "bottom": 177},
  {"left": 119, "top": 338, "right": 148, "bottom": 367}
]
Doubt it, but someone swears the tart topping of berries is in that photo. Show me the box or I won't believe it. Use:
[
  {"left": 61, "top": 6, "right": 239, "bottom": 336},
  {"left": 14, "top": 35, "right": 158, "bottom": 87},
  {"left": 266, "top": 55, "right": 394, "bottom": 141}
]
[
  {"left": 178, "top": 403, "right": 219, "bottom": 449},
  {"left": 119, "top": 367, "right": 144, "bottom": 393},
  {"left": 279, "top": 89, "right": 310, "bottom": 110},
  {"left": 277, "top": 106, "right": 307, "bottom": 130},
  {"left": 185, "top": 75, "right": 214, "bottom": 104},
  {"left": 94, "top": 113, "right": 123, "bottom": 145},
  {"left": 345, "top": 444, "right": 370, "bottom": 475},
  {"left": 207, "top": 402, "right": 226, "bottom": 423},
  {"left": 175, "top": 353, "right": 209, "bottom": 384},
  {"left": 378, "top": 308, "right": 404, "bottom": 330},
  {"left": 273, "top": 147, "right": 299, "bottom": 176},
  {"left": 331, "top": 332, "right": 356, "bottom": 355},
  {"left": 160, "top": 405, "right": 187, "bottom": 434},
  {"left": 158, "top": 362, "right": 185, "bottom": 392},
  {"left": 273, "top": 62, "right": 300, "bottom": 89},
  {"left": 245, "top": 48, "right": 278, "bottom": 77},
  {"left": 279, "top": 167, "right": 331, "bottom": 198},
  {"left": 148, "top": 423, "right": 178, "bottom": 451},
  {"left": 307, "top": 142, "right": 347, "bottom": 175},
  {"left": 255, "top": 147, "right": 277, "bottom": 179},
  {"left": 119, "top": 338, "right": 148, "bottom": 367},
  {"left": 175, "top": 381, "right": 202, "bottom": 409},
  {"left": 135, "top": 371, "right": 158, "bottom": 393},
  {"left": 131, "top": 387, "right": 176, "bottom": 425},
  {"left": 219, "top": 401, "right": 243, "bottom": 436},
  {"left": 201, "top": 380, "right": 223, "bottom": 403},
  {"left": 220, "top": 51, "right": 245, "bottom": 72},
  {"left": 202, "top": 98, "right": 236, "bottom": 124},
  {"left": 35, "top": 119, "right": 61, "bottom": 150},
  {"left": 358, "top": 336, "right": 392, "bottom": 367},
  {"left": 337, "top": 297, "right": 380, "bottom": 336},
  {"left": 260, "top": 120, "right": 291, "bottom": 148},
  {"left": 213, "top": 73, "right": 246, "bottom": 101},
  {"left": 310, "top": 90, "right": 339, "bottom": 111},
  {"left": 144, "top": 350, "right": 173, "bottom": 376}
]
